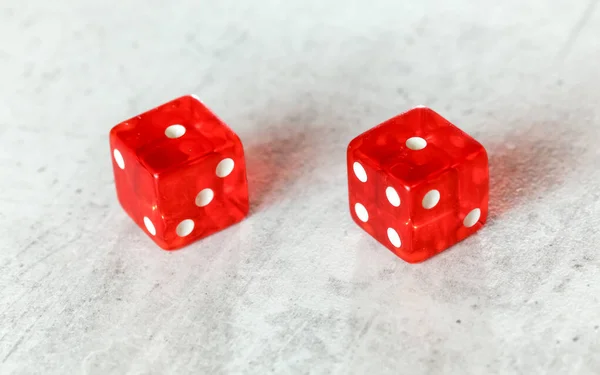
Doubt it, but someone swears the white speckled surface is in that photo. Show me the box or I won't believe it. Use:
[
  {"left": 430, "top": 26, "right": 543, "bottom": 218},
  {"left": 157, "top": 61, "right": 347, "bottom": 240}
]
[{"left": 1, "top": 1, "right": 600, "bottom": 374}]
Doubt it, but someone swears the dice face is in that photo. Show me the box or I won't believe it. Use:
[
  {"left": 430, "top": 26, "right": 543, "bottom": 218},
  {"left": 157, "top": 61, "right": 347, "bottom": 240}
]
[
  {"left": 110, "top": 95, "right": 249, "bottom": 250},
  {"left": 347, "top": 107, "right": 488, "bottom": 263}
]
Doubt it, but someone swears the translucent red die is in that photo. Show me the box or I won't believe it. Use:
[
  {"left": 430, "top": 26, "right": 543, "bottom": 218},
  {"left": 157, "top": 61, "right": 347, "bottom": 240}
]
[
  {"left": 347, "top": 107, "right": 488, "bottom": 263},
  {"left": 109, "top": 95, "right": 249, "bottom": 250}
]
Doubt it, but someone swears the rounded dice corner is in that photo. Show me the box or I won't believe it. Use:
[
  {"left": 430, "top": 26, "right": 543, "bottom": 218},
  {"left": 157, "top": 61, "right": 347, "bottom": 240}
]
[
  {"left": 475, "top": 142, "right": 490, "bottom": 163},
  {"left": 186, "top": 94, "right": 203, "bottom": 103},
  {"left": 412, "top": 250, "right": 453, "bottom": 263},
  {"left": 347, "top": 134, "right": 364, "bottom": 152},
  {"left": 230, "top": 132, "right": 246, "bottom": 152},
  {"left": 394, "top": 251, "right": 432, "bottom": 264},
  {"left": 404, "top": 105, "right": 430, "bottom": 115},
  {"left": 109, "top": 114, "right": 143, "bottom": 138},
  {"left": 176, "top": 94, "right": 208, "bottom": 110},
  {"left": 108, "top": 124, "right": 126, "bottom": 154},
  {"left": 153, "top": 238, "right": 187, "bottom": 251},
  {"left": 375, "top": 234, "right": 435, "bottom": 264},
  {"left": 108, "top": 123, "right": 120, "bottom": 139},
  {"left": 140, "top": 230, "right": 187, "bottom": 251},
  {"left": 346, "top": 137, "right": 368, "bottom": 176},
  {"left": 393, "top": 238, "right": 463, "bottom": 263}
]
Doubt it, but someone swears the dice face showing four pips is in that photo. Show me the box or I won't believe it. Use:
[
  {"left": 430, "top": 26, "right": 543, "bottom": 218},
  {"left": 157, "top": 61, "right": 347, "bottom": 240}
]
[
  {"left": 109, "top": 99, "right": 487, "bottom": 261},
  {"left": 109, "top": 95, "right": 249, "bottom": 250},
  {"left": 347, "top": 107, "right": 489, "bottom": 263}
]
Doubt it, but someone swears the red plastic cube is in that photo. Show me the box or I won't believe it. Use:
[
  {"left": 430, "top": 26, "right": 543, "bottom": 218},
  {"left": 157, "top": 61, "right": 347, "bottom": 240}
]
[
  {"left": 110, "top": 95, "right": 249, "bottom": 250},
  {"left": 347, "top": 106, "right": 488, "bottom": 263}
]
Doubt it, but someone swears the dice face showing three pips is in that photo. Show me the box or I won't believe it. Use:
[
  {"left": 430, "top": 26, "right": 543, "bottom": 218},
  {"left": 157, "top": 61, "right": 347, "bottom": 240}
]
[
  {"left": 109, "top": 95, "right": 249, "bottom": 250},
  {"left": 347, "top": 107, "right": 489, "bottom": 263}
]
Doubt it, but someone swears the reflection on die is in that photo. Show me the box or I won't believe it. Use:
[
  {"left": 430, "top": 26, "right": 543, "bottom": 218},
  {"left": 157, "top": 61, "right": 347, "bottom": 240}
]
[
  {"left": 347, "top": 106, "right": 489, "bottom": 263},
  {"left": 109, "top": 95, "right": 249, "bottom": 250}
]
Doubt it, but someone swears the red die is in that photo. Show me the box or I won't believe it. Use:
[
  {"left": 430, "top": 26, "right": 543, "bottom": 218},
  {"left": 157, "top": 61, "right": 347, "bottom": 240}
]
[
  {"left": 347, "top": 107, "right": 488, "bottom": 263},
  {"left": 109, "top": 95, "right": 249, "bottom": 250}
]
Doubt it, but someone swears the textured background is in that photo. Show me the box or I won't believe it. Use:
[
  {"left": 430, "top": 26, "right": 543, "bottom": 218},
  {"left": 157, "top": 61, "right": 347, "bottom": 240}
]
[{"left": 1, "top": 1, "right": 600, "bottom": 374}]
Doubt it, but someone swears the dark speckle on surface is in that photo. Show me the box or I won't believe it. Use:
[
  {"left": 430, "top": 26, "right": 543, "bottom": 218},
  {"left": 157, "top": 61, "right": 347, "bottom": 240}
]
[
  {"left": 572, "top": 336, "right": 579, "bottom": 342},
  {"left": 456, "top": 320, "right": 461, "bottom": 324},
  {"left": 37, "top": 166, "right": 46, "bottom": 173},
  {"left": 75, "top": 188, "right": 82, "bottom": 194}
]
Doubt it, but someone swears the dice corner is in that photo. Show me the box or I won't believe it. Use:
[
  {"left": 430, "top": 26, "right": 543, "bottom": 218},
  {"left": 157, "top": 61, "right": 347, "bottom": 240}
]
[
  {"left": 347, "top": 133, "right": 364, "bottom": 150},
  {"left": 395, "top": 251, "right": 432, "bottom": 264},
  {"left": 186, "top": 93, "right": 203, "bottom": 103}
]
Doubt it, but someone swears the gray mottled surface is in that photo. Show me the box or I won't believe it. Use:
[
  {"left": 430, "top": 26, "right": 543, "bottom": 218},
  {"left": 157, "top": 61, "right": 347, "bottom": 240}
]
[{"left": 1, "top": 1, "right": 600, "bottom": 374}]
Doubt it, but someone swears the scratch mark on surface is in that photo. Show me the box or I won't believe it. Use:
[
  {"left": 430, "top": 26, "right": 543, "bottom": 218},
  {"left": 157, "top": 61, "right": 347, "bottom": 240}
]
[
  {"left": 2, "top": 270, "right": 52, "bottom": 313},
  {"left": 1, "top": 319, "right": 38, "bottom": 363},
  {"left": 557, "top": 0, "right": 598, "bottom": 60},
  {"left": 269, "top": 321, "right": 310, "bottom": 374},
  {"left": 18, "top": 233, "right": 80, "bottom": 276},
  {"left": 333, "top": 313, "right": 378, "bottom": 375},
  {"left": 1, "top": 294, "right": 56, "bottom": 363},
  {"left": 357, "top": 314, "right": 376, "bottom": 340},
  {"left": 16, "top": 217, "right": 66, "bottom": 256},
  {"left": 0, "top": 309, "right": 31, "bottom": 345},
  {"left": 1, "top": 335, "right": 26, "bottom": 363},
  {"left": 276, "top": 321, "right": 308, "bottom": 355}
]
